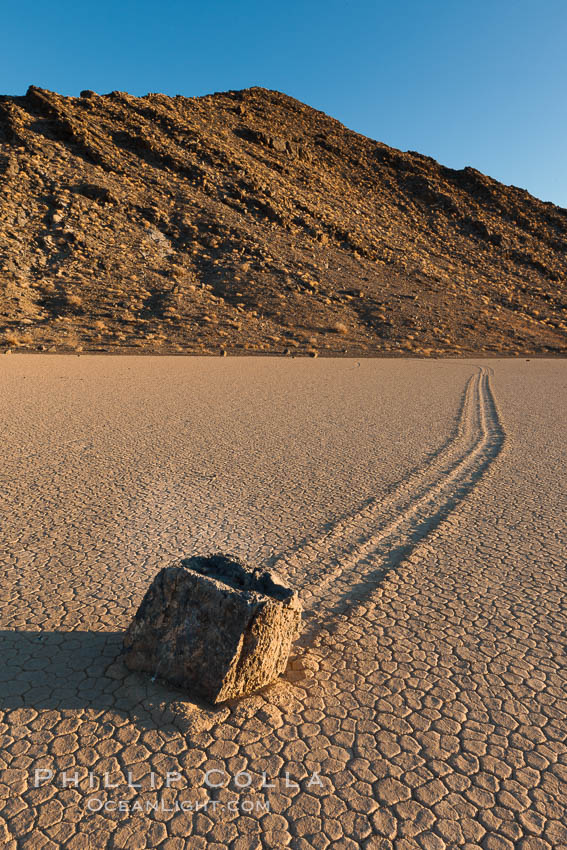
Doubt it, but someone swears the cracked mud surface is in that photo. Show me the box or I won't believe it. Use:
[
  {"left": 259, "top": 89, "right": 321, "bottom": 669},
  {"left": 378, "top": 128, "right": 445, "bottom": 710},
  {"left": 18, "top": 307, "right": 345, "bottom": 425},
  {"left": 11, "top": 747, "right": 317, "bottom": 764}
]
[{"left": 0, "top": 356, "right": 566, "bottom": 849}]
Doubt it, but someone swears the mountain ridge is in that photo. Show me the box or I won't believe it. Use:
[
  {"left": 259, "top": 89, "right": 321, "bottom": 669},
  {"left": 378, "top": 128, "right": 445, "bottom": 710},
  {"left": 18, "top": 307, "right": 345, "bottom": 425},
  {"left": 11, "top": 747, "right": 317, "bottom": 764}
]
[{"left": 0, "top": 84, "right": 565, "bottom": 354}]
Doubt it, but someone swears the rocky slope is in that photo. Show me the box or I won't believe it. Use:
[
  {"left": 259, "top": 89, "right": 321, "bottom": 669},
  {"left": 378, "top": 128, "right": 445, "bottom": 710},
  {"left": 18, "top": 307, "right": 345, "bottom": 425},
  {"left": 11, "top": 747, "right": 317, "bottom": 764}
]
[{"left": 0, "top": 85, "right": 566, "bottom": 355}]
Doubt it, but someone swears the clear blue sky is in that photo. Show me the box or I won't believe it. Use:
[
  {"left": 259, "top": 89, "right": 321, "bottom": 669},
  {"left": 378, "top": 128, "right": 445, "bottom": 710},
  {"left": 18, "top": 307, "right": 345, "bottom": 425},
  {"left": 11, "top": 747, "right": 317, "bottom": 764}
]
[{"left": 3, "top": 0, "right": 566, "bottom": 208}]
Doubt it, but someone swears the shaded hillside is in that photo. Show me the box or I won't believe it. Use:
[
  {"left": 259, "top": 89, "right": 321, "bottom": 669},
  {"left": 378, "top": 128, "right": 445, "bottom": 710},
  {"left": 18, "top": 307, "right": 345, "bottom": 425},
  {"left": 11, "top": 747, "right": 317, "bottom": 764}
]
[{"left": 0, "top": 85, "right": 566, "bottom": 355}]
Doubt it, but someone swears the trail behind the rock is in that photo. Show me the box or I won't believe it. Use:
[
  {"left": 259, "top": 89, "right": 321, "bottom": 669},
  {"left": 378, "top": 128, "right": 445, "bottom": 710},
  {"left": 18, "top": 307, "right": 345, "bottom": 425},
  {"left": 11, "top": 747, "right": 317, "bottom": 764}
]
[{"left": 272, "top": 367, "right": 505, "bottom": 641}]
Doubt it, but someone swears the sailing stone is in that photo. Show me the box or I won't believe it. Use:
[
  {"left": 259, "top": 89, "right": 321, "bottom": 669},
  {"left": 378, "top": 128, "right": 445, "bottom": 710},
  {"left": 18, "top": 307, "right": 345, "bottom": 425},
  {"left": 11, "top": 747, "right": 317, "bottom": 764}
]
[{"left": 123, "top": 554, "right": 302, "bottom": 703}]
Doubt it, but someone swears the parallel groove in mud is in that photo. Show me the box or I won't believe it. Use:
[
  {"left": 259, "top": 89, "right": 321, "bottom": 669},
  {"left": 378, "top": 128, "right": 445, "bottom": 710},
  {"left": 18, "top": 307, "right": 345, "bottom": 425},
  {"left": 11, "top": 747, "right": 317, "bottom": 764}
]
[{"left": 272, "top": 366, "right": 505, "bottom": 639}]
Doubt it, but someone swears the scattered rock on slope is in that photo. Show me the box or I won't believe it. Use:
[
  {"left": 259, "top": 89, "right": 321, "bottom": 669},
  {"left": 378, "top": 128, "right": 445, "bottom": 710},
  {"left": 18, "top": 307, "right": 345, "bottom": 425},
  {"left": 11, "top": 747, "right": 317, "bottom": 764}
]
[{"left": 0, "top": 85, "right": 566, "bottom": 355}]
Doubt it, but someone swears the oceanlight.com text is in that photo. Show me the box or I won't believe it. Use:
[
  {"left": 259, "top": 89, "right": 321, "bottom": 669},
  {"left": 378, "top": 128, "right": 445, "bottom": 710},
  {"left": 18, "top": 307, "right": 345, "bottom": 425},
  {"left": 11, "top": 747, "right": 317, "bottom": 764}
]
[{"left": 86, "top": 797, "right": 270, "bottom": 814}]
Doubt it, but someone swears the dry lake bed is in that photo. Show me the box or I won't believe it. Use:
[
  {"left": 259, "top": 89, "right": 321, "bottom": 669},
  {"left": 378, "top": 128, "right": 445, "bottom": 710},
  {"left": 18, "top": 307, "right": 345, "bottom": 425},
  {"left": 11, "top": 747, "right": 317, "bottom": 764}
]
[{"left": 0, "top": 355, "right": 566, "bottom": 849}]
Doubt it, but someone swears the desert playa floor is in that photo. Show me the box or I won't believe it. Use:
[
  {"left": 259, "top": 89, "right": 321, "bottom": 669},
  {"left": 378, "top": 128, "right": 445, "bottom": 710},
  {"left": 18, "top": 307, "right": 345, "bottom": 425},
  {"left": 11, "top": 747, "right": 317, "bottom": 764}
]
[{"left": 0, "top": 355, "right": 566, "bottom": 850}]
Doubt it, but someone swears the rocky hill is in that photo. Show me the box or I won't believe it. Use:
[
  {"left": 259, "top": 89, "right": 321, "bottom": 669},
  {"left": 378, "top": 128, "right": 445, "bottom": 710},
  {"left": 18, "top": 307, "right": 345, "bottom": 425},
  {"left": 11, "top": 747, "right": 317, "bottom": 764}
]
[{"left": 0, "top": 85, "right": 566, "bottom": 355}]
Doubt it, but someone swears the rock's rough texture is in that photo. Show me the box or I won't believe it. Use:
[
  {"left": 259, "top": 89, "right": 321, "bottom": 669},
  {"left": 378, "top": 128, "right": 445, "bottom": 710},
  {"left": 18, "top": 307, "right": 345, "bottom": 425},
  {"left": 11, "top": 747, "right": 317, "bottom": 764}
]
[{"left": 123, "top": 554, "right": 302, "bottom": 703}]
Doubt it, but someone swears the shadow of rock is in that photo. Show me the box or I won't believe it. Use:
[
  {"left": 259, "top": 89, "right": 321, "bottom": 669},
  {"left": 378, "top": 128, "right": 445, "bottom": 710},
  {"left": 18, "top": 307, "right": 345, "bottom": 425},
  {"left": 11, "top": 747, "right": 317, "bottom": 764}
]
[{"left": 0, "top": 630, "right": 227, "bottom": 728}]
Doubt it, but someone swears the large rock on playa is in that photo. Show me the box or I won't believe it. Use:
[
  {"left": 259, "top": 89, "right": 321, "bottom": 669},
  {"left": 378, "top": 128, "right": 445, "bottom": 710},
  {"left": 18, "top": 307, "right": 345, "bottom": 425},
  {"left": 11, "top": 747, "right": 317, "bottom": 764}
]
[{"left": 123, "top": 554, "right": 302, "bottom": 703}]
